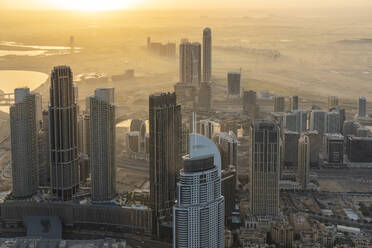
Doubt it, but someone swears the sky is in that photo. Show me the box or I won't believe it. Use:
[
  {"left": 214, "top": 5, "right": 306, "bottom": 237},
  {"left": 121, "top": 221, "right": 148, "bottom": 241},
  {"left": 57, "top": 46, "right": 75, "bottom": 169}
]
[{"left": 0, "top": 0, "right": 372, "bottom": 10}]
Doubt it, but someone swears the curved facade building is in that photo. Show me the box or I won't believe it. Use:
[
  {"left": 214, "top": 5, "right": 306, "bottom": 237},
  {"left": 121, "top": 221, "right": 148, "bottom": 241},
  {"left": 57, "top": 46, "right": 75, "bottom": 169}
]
[
  {"left": 173, "top": 155, "right": 224, "bottom": 248},
  {"left": 49, "top": 66, "right": 79, "bottom": 201}
]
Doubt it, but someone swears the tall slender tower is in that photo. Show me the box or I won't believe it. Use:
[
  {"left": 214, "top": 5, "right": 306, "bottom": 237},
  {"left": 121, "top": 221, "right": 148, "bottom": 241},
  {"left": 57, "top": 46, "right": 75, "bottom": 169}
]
[
  {"left": 179, "top": 42, "right": 201, "bottom": 85},
  {"left": 90, "top": 88, "right": 116, "bottom": 201},
  {"left": 358, "top": 96, "right": 367, "bottom": 118},
  {"left": 250, "top": 120, "right": 280, "bottom": 216},
  {"left": 49, "top": 66, "right": 79, "bottom": 201},
  {"left": 173, "top": 155, "right": 224, "bottom": 248},
  {"left": 297, "top": 134, "right": 310, "bottom": 190},
  {"left": 203, "top": 27, "right": 212, "bottom": 82},
  {"left": 10, "top": 88, "right": 39, "bottom": 198},
  {"left": 149, "top": 92, "right": 182, "bottom": 238}
]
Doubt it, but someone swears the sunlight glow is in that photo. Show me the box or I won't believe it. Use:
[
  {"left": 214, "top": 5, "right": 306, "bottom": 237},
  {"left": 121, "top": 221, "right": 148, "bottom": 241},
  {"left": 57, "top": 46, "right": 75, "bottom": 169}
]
[{"left": 46, "top": 0, "right": 135, "bottom": 11}]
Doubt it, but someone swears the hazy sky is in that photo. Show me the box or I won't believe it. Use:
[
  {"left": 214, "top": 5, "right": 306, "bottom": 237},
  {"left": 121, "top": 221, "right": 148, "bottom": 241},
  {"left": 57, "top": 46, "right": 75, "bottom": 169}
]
[{"left": 1, "top": 0, "right": 372, "bottom": 10}]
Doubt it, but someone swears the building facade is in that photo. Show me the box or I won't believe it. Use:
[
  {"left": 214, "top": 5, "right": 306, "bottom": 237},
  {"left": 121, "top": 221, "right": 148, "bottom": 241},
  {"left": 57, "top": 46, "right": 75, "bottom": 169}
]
[
  {"left": 203, "top": 27, "right": 212, "bottom": 82},
  {"left": 227, "top": 72, "right": 241, "bottom": 97},
  {"left": 310, "top": 110, "right": 327, "bottom": 134},
  {"left": 250, "top": 121, "right": 280, "bottom": 216},
  {"left": 358, "top": 96, "right": 367, "bottom": 118},
  {"left": 10, "top": 88, "right": 39, "bottom": 198},
  {"left": 149, "top": 92, "right": 182, "bottom": 238},
  {"left": 48, "top": 66, "right": 79, "bottom": 201},
  {"left": 198, "top": 81, "right": 212, "bottom": 112},
  {"left": 297, "top": 135, "right": 310, "bottom": 189},
  {"left": 173, "top": 155, "right": 224, "bottom": 248},
  {"left": 90, "top": 88, "right": 116, "bottom": 201},
  {"left": 179, "top": 42, "right": 201, "bottom": 85}
]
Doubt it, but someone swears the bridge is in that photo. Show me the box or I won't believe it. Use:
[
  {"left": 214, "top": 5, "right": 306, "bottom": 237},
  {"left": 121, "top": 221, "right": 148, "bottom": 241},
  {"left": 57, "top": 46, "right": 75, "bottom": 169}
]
[{"left": 0, "top": 93, "right": 14, "bottom": 106}]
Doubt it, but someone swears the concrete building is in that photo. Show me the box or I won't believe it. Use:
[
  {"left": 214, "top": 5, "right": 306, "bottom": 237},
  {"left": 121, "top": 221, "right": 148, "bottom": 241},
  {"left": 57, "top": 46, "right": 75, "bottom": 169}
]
[
  {"left": 222, "top": 165, "right": 237, "bottom": 220},
  {"left": 328, "top": 96, "right": 339, "bottom": 110},
  {"left": 284, "top": 110, "right": 307, "bottom": 133},
  {"left": 10, "top": 88, "right": 39, "bottom": 198},
  {"left": 38, "top": 110, "right": 50, "bottom": 187},
  {"left": 90, "top": 88, "right": 116, "bottom": 201},
  {"left": 174, "top": 82, "right": 198, "bottom": 112},
  {"left": 322, "top": 134, "right": 344, "bottom": 167},
  {"left": 213, "top": 131, "right": 238, "bottom": 171},
  {"left": 48, "top": 66, "right": 79, "bottom": 201},
  {"left": 274, "top": 96, "right": 285, "bottom": 112},
  {"left": 304, "top": 131, "right": 322, "bottom": 167},
  {"left": 179, "top": 41, "right": 201, "bottom": 85},
  {"left": 77, "top": 113, "right": 90, "bottom": 183},
  {"left": 343, "top": 121, "right": 361, "bottom": 138},
  {"left": 271, "top": 222, "right": 294, "bottom": 248},
  {"left": 199, "top": 120, "right": 219, "bottom": 139},
  {"left": 283, "top": 131, "right": 300, "bottom": 168},
  {"left": 149, "top": 92, "right": 182, "bottom": 238},
  {"left": 358, "top": 96, "right": 367, "bottom": 118},
  {"left": 243, "top": 90, "right": 259, "bottom": 118},
  {"left": 290, "top": 95, "right": 299, "bottom": 111},
  {"left": 327, "top": 111, "right": 341, "bottom": 133},
  {"left": 173, "top": 155, "right": 224, "bottom": 248},
  {"left": 250, "top": 121, "right": 280, "bottom": 217},
  {"left": 203, "top": 27, "right": 212, "bottom": 82},
  {"left": 346, "top": 136, "right": 372, "bottom": 163},
  {"left": 198, "top": 81, "right": 212, "bottom": 112},
  {"left": 310, "top": 110, "right": 327, "bottom": 134},
  {"left": 297, "top": 135, "right": 310, "bottom": 189},
  {"left": 147, "top": 37, "right": 176, "bottom": 57},
  {"left": 227, "top": 72, "right": 241, "bottom": 97}
]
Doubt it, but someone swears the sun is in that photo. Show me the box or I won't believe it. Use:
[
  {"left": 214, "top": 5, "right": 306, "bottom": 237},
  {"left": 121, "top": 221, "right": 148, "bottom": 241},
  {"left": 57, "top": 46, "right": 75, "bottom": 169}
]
[{"left": 47, "top": 0, "right": 134, "bottom": 11}]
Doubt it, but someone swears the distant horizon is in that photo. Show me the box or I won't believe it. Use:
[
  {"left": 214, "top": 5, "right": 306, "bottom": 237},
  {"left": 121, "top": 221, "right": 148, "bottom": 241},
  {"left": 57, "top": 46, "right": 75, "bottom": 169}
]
[{"left": 1, "top": 0, "right": 372, "bottom": 12}]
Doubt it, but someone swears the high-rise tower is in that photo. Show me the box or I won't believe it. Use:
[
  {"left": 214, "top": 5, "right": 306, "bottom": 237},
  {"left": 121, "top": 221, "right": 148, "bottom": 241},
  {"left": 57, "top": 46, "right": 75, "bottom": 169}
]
[
  {"left": 149, "top": 92, "right": 182, "bottom": 238},
  {"left": 179, "top": 42, "right": 201, "bottom": 85},
  {"left": 203, "top": 27, "right": 212, "bottom": 82},
  {"left": 358, "top": 96, "right": 367, "bottom": 118},
  {"left": 90, "top": 88, "right": 116, "bottom": 201},
  {"left": 173, "top": 155, "right": 224, "bottom": 248},
  {"left": 49, "top": 66, "right": 79, "bottom": 201},
  {"left": 297, "top": 134, "right": 310, "bottom": 189},
  {"left": 10, "top": 88, "right": 39, "bottom": 198},
  {"left": 250, "top": 120, "right": 280, "bottom": 216}
]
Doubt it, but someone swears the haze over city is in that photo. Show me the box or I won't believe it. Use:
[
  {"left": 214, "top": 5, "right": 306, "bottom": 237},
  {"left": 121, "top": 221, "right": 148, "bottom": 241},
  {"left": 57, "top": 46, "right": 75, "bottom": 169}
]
[{"left": 0, "top": 0, "right": 372, "bottom": 247}]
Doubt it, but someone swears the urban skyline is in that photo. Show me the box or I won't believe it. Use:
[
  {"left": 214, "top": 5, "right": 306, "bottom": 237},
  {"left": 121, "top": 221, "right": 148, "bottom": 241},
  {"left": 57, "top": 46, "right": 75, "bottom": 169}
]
[{"left": 1, "top": 4, "right": 372, "bottom": 247}]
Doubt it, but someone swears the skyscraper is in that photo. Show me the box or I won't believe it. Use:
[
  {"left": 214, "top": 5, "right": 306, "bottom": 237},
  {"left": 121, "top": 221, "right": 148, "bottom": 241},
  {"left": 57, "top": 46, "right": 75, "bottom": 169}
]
[
  {"left": 243, "top": 90, "right": 259, "bottom": 117},
  {"left": 179, "top": 41, "right": 201, "bottom": 85},
  {"left": 10, "top": 88, "right": 39, "bottom": 198},
  {"left": 274, "top": 96, "right": 285, "bottom": 112},
  {"left": 358, "top": 96, "right": 367, "bottom": 118},
  {"left": 149, "top": 92, "right": 182, "bottom": 238},
  {"left": 90, "top": 88, "right": 116, "bottom": 201},
  {"left": 327, "top": 111, "right": 341, "bottom": 133},
  {"left": 328, "top": 96, "right": 339, "bottom": 110},
  {"left": 290, "top": 95, "right": 299, "bottom": 111},
  {"left": 38, "top": 110, "right": 50, "bottom": 187},
  {"left": 310, "top": 110, "right": 327, "bottom": 134},
  {"left": 250, "top": 120, "right": 280, "bottom": 216},
  {"left": 297, "top": 135, "right": 310, "bottom": 189},
  {"left": 198, "top": 81, "right": 212, "bottom": 112},
  {"left": 203, "top": 27, "right": 212, "bottom": 82},
  {"left": 49, "top": 66, "right": 79, "bottom": 201},
  {"left": 284, "top": 110, "right": 307, "bottom": 133},
  {"left": 227, "top": 72, "right": 241, "bottom": 97},
  {"left": 173, "top": 155, "right": 224, "bottom": 248}
]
